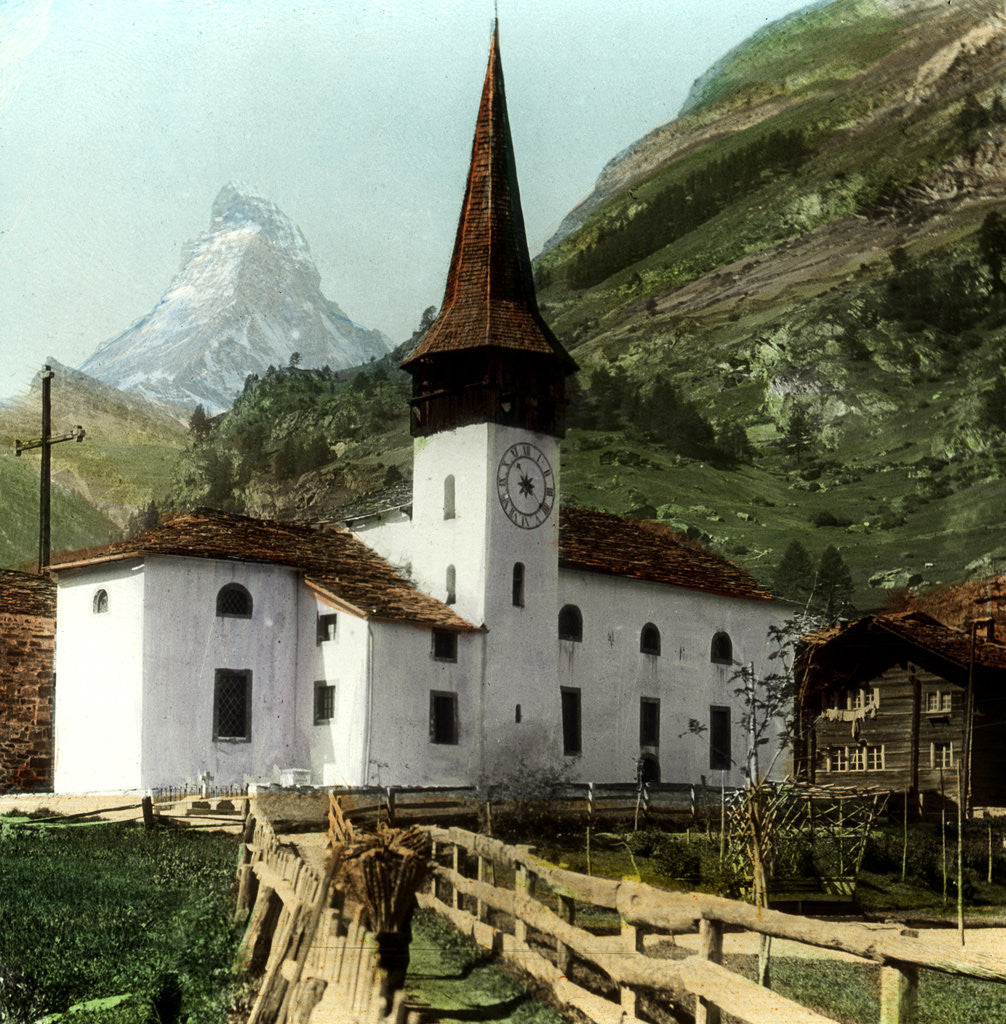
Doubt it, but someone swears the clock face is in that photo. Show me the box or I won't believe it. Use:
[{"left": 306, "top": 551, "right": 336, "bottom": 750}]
[{"left": 497, "top": 442, "right": 555, "bottom": 529}]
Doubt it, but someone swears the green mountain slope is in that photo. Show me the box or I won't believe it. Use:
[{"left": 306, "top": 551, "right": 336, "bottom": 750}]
[{"left": 158, "top": 0, "right": 1006, "bottom": 612}]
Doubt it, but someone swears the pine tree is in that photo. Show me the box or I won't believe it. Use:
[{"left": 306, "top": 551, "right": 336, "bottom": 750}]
[
  {"left": 813, "top": 545, "right": 855, "bottom": 621},
  {"left": 773, "top": 540, "right": 814, "bottom": 602},
  {"left": 979, "top": 210, "right": 1006, "bottom": 293}
]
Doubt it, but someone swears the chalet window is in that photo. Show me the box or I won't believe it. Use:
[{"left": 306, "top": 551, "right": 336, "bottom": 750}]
[
  {"left": 316, "top": 613, "right": 337, "bottom": 644},
  {"left": 214, "top": 669, "right": 251, "bottom": 741},
  {"left": 561, "top": 687, "right": 582, "bottom": 756},
  {"left": 217, "top": 583, "right": 252, "bottom": 618},
  {"left": 847, "top": 687, "right": 879, "bottom": 710},
  {"left": 443, "top": 475, "right": 456, "bottom": 520},
  {"left": 926, "top": 691, "right": 952, "bottom": 714},
  {"left": 640, "top": 698, "right": 660, "bottom": 747},
  {"left": 640, "top": 623, "right": 661, "bottom": 655},
  {"left": 429, "top": 691, "right": 458, "bottom": 744},
  {"left": 866, "top": 744, "right": 885, "bottom": 771},
  {"left": 828, "top": 747, "right": 849, "bottom": 772},
  {"left": 850, "top": 747, "right": 866, "bottom": 771},
  {"left": 709, "top": 705, "right": 731, "bottom": 770},
  {"left": 445, "top": 565, "right": 456, "bottom": 605},
  {"left": 710, "top": 632, "right": 732, "bottom": 664},
  {"left": 432, "top": 629, "right": 457, "bottom": 662},
  {"left": 512, "top": 562, "right": 525, "bottom": 608},
  {"left": 314, "top": 682, "right": 335, "bottom": 724},
  {"left": 92, "top": 589, "right": 109, "bottom": 614},
  {"left": 558, "top": 604, "right": 582, "bottom": 642},
  {"left": 931, "top": 741, "right": 954, "bottom": 769}
]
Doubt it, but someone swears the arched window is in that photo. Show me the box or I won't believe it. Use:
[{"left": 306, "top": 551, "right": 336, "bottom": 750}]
[
  {"left": 640, "top": 622, "right": 661, "bottom": 655},
  {"left": 92, "top": 589, "right": 109, "bottom": 614},
  {"left": 217, "top": 583, "right": 253, "bottom": 619},
  {"left": 445, "top": 565, "right": 456, "bottom": 605},
  {"left": 711, "top": 631, "right": 733, "bottom": 665},
  {"left": 443, "top": 475, "right": 456, "bottom": 520},
  {"left": 512, "top": 562, "right": 525, "bottom": 608},
  {"left": 558, "top": 604, "right": 582, "bottom": 642}
]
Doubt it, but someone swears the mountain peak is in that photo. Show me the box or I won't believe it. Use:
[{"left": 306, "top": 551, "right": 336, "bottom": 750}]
[{"left": 80, "top": 187, "right": 389, "bottom": 412}]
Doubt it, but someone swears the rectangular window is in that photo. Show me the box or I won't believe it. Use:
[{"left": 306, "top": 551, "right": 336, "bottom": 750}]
[
  {"left": 926, "top": 691, "right": 952, "bottom": 713},
  {"left": 314, "top": 682, "right": 335, "bottom": 724},
  {"left": 561, "top": 687, "right": 582, "bottom": 756},
  {"left": 709, "top": 705, "right": 731, "bottom": 771},
  {"left": 866, "top": 744, "right": 885, "bottom": 771},
  {"left": 846, "top": 687, "right": 879, "bottom": 710},
  {"left": 931, "top": 741, "right": 954, "bottom": 769},
  {"left": 850, "top": 747, "right": 866, "bottom": 771},
  {"left": 429, "top": 691, "right": 458, "bottom": 745},
  {"left": 639, "top": 698, "right": 660, "bottom": 747},
  {"left": 432, "top": 629, "right": 458, "bottom": 662},
  {"left": 828, "top": 747, "right": 849, "bottom": 772},
  {"left": 316, "top": 613, "right": 337, "bottom": 645},
  {"left": 214, "top": 669, "right": 251, "bottom": 742}
]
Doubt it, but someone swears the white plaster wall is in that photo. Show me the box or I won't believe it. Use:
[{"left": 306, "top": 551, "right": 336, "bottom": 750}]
[
  {"left": 137, "top": 557, "right": 301, "bottom": 789},
  {"left": 302, "top": 595, "right": 371, "bottom": 786},
  {"left": 367, "top": 623, "right": 483, "bottom": 786},
  {"left": 349, "top": 513, "right": 413, "bottom": 578},
  {"left": 556, "top": 569, "right": 780, "bottom": 786},
  {"left": 54, "top": 563, "right": 146, "bottom": 792}
]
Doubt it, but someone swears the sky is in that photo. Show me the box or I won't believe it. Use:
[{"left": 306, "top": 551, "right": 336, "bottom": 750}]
[{"left": 0, "top": 0, "right": 810, "bottom": 401}]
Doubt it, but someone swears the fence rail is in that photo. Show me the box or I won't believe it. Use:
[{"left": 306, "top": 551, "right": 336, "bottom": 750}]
[{"left": 420, "top": 825, "right": 1006, "bottom": 1024}]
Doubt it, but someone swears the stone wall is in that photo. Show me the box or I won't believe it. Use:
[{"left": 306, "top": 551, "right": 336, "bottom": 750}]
[{"left": 0, "top": 571, "right": 55, "bottom": 792}]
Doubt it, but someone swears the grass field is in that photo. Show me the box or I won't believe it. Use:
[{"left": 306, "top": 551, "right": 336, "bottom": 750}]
[{"left": 0, "top": 818, "right": 244, "bottom": 1023}]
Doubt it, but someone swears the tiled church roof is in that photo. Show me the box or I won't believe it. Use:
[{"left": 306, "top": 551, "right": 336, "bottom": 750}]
[
  {"left": 401, "top": 24, "right": 574, "bottom": 371},
  {"left": 559, "top": 506, "right": 772, "bottom": 601},
  {"left": 49, "top": 510, "right": 476, "bottom": 632}
]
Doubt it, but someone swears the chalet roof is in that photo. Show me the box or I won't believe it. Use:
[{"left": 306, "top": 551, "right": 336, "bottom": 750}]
[
  {"left": 400, "top": 24, "right": 575, "bottom": 373},
  {"left": 558, "top": 506, "right": 772, "bottom": 602},
  {"left": 48, "top": 510, "right": 477, "bottom": 632},
  {"left": 896, "top": 574, "right": 1006, "bottom": 634},
  {"left": 0, "top": 570, "right": 55, "bottom": 619},
  {"left": 798, "top": 612, "right": 1006, "bottom": 697}
]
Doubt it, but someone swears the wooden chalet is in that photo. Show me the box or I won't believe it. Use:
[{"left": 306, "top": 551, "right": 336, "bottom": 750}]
[{"left": 796, "top": 611, "right": 1006, "bottom": 810}]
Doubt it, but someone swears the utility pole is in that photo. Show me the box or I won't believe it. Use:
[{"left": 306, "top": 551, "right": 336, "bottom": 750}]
[{"left": 14, "top": 365, "right": 86, "bottom": 573}]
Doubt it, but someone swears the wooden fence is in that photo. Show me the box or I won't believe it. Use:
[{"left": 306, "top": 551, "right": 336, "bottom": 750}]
[
  {"left": 419, "top": 825, "right": 1006, "bottom": 1024},
  {"left": 235, "top": 813, "right": 422, "bottom": 1024}
]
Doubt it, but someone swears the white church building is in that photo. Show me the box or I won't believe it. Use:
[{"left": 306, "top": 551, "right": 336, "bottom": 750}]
[{"left": 49, "top": 28, "right": 778, "bottom": 794}]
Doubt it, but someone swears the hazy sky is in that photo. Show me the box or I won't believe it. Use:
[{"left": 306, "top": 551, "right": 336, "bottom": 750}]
[{"left": 1, "top": 0, "right": 808, "bottom": 400}]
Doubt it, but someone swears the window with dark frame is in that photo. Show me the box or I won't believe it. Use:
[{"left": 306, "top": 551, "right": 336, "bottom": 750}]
[
  {"left": 316, "top": 613, "right": 337, "bottom": 644},
  {"left": 558, "top": 604, "right": 582, "bottom": 642},
  {"left": 640, "top": 698, "right": 660, "bottom": 747},
  {"left": 314, "top": 682, "right": 335, "bottom": 724},
  {"left": 432, "top": 629, "right": 457, "bottom": 662},
  {"left": 710, "top": 631, "right": 732, "bottom": 664},
  {"left": 512, "top": 562, "right": 525, "bottom": 608},
  {"left": 561, "top": 687, "right": 582, "bottom": 756},
  {"left": 217, "top": 583, "right": 253, "bottom": 618},
  {"left": 429, "top": 691, "right": 458, "bottom": 744},
  {"left": 445, "top": 565, "right": 456, "bottom": 605},
  {"left": 709, "top": 705, "right": 731, "bottom": 770},
  {"left": 92, "top": 589, "right": 109, "bottom": 614},
  {"left": 640, "top": 622, "right": 660, "bottom": 655},
  {"left": 214, "top": 669, "right": 251, "bottom": 741}
]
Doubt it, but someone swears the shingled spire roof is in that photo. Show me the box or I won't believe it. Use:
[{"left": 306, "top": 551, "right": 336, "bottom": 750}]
[{"left": 401, "top": 23, "right": 574, "bottom": 370}]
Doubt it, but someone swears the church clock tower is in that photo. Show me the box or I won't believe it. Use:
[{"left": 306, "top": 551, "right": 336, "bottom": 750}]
[{"left": 401, "top": 23, "right": 576, "bottom": 770}]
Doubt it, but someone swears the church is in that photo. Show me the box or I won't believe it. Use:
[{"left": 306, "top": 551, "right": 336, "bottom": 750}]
[{"left": 48, "top": 27, "right": 779, "bottom": 794}]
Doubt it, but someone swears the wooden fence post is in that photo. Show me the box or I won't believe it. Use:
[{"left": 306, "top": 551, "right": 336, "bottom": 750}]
[
  {"left": 695, "top": 918, "right": 723, "bottom": 1024},
  {"left": 619, "top": 916, "right": 644, "bottom": 1017},
  {"left": 556, "top": 895, "right": 575, "bottom": 975},
  {"left": 880, "top": 963, "right": 918, "bottom": 1024},
  {"left": 452, "top": 844, "right": 462, "bottom": 911},
  {"left": 476, "top": 855, "right": 487, "bottom": 923},
  {"left": 514, "top": 865, "right": 536, "bottom": 943}
]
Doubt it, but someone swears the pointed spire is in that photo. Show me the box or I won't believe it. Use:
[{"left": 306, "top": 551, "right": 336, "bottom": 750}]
[{"left": 402, "top": 22, "right": 574, "bottom": 370}]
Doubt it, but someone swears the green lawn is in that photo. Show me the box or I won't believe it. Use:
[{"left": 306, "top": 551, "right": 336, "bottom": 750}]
[{"left": 0, "top": 818, "right": 245, "bottom": 1023}]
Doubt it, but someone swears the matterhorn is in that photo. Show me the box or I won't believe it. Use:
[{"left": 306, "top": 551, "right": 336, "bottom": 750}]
[{"left": 81, "top": 184, "right": 390, "bottom": 412}]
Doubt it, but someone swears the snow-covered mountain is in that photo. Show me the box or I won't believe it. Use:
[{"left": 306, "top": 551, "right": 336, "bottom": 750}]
[{"left": 81, "top": 184, "right": 391, "bottom": 412}]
